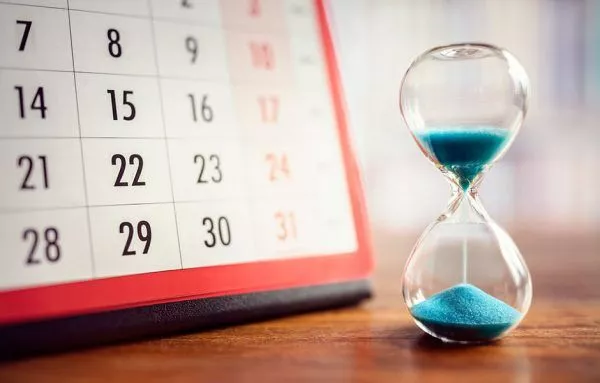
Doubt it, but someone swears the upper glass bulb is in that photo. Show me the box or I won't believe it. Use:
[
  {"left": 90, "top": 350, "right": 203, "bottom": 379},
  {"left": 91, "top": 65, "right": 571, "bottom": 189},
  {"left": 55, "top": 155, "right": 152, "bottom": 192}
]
[{"left": 399, "top": 43, "right": 529, "bottom": 191}]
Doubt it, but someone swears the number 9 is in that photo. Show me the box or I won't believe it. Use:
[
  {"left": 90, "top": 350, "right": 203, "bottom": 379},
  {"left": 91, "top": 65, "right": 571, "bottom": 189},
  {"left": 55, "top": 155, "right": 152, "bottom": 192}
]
[{"left": 186, "top": 36, "right": 198, "bottom": 63}]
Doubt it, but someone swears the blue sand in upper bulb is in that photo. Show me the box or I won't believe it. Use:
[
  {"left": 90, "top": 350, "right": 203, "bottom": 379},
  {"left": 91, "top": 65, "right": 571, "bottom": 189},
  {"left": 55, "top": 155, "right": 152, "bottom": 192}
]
[
  {"left": 410, "top": 283, "right": 522, "bottom": 342},
  {"left": 415, "top": 126, "right": 511, "bottom": 190}
]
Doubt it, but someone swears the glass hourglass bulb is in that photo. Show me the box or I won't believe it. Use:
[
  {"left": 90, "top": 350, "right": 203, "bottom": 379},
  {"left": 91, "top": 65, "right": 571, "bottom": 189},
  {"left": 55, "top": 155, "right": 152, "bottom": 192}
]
[{"left": 399, "top": 43, "right": 532, "bottom": 343}]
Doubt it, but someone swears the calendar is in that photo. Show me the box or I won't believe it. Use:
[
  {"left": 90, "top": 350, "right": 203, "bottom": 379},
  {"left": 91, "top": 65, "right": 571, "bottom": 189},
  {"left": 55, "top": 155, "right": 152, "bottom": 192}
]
[{"left": 0, "top": 0, "right": 372, "bottom": 355}]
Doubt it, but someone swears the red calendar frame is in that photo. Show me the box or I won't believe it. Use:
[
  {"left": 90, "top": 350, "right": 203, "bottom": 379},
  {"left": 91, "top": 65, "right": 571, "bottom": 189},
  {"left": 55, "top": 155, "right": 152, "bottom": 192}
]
[{"left": 0, "top": 0, "right": 373, "bottom": 326}]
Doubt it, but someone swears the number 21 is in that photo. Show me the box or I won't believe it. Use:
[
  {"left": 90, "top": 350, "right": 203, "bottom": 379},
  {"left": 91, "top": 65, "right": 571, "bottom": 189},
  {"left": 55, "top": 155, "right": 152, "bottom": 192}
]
[{"left": 18, "top": 155, "right": 49, "bottom": 190}]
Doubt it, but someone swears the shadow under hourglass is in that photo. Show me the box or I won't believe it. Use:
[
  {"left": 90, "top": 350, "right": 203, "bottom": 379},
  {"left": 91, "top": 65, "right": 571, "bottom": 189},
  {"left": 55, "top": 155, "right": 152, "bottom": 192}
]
[
  {"left": 384, "top": 325, "right": 496, "bottom": 351},
  {"left": 412, "top": 332, "right": 497, "bottom": 350}
]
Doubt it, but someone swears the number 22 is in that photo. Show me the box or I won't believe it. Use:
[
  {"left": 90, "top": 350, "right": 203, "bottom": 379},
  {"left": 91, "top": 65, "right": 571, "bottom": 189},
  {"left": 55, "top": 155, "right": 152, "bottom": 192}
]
[{"left": 111, "top": 154, "right": 145, "bottom": 187}]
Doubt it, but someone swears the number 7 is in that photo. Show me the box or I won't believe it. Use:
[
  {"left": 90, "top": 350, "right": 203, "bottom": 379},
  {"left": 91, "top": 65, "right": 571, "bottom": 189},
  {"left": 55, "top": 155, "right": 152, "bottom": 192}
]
[{"left": 16, "top": 20, "right": 32, "bottom": 52}]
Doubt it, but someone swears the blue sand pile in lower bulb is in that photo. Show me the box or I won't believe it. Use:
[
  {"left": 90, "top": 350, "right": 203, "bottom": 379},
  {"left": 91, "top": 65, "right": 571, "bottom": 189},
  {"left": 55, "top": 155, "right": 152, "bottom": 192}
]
[
  {"left": 415, "top": 126, "right": 511, "bottom": 191},
  {"left": 410, "top": 283, "right": 521, "bottom": 342}
]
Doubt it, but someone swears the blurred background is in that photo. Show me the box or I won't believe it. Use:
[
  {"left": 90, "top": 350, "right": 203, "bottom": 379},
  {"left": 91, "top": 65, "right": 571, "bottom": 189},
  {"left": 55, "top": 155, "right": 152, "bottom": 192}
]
[
  {"left": 330, "top": 0, "right": 600, "bottom": 234},
  {"left": 328, "top": 0, "right": 600, "bottom": 299}
]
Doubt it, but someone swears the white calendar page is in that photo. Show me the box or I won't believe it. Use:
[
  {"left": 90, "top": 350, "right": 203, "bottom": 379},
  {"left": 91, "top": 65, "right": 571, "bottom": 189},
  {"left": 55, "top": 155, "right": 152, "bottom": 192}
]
[{"left": 0, "top": 0, "right": 370, "bottom": 325}]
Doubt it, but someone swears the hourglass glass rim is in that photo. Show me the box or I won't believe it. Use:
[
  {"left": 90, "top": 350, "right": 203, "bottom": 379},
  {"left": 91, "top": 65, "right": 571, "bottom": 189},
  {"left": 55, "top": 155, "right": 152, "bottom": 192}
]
[{"left": 425, "top": 42, "right": 502, "bottom": 60}]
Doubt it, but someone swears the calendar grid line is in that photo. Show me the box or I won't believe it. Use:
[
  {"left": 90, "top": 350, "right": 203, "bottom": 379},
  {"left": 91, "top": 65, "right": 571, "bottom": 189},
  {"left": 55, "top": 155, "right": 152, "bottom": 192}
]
[
  {"left": 0, "top": 198, "right": 265, "bottom": 215},
  {"left": 0, "top": 66, "right": 300, "bottom": 87},
  {"left": 151, "top": 19, "right": 305, "bottom": 38},
  {"left": 62, "top": 6, "right": 313, "bottom": 38},
  {"left": 0, "top": 119, "right": 338, "bottom": 139},
  {"left": 221, "top": 13, "right": 264, "bottom": 265},
  {"left": 0, "top": 188, "right": 333, "bottom": 214},
  {"left": 66, "top": 0, "right": 97, "bottom": 279},
  {"left": 0, "top": 1, "right": 65, "bottom": 11},
  {"left": 147, "top": 0, "right": 185, "bottom": 271},
  {"left": 0, "top": 205, "right": 88, "bottom": 215},
  {"left": 0, "top": 128, "right": 336, "bottom": 140}
]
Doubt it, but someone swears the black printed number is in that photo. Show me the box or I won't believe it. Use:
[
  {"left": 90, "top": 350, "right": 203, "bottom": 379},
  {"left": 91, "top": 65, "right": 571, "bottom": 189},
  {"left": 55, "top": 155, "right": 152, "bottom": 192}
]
[
  {"left": 202, "top": 217, "right": 231, "bottom": 248},
  {"left": 181, "top": 0, "right": 192, "bottom": 8},
  {"left": 18, "top": 155, "right": 49, "bottom": 190},
  {"left": 107, "top": 90, "right": 135, "bottom": 121},
  {"left": 111, "top": 154, "right": 145, "bottom": 187},
  {"left": 194, "top": 154, "right": 222, "bottom": 184},
  {"left": 24, "top": 227, "right": 60, "bottom": 265},
  {"left": 14, "top": 86, "right": 47, "bottom": 119},
  {"left": 107, "top": 28, "right": 122, "bottom": 58},
  {"left": 119, "top": 221, "right": 151, "bottom": 256},
  {"left": 186, "top": 36, "right": 198, "bottom": 63},
  {"left": 16, "top": 20, "right": 32, "bottom": 51},
  {"left": 187, "top": 94, "right": 213, "bottom": 123}
]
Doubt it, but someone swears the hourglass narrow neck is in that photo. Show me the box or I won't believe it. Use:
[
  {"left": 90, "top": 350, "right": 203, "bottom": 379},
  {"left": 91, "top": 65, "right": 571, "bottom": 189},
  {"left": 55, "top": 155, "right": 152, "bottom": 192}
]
[{"left": 443, "top": 183, "right": 489, "bottom": 224}]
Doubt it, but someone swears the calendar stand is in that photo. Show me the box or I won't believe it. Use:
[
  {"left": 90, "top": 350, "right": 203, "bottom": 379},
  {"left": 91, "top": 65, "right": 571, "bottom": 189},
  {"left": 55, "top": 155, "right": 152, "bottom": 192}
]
[{"left": 1, "top": 280, "right": 369, "bottom": 359}]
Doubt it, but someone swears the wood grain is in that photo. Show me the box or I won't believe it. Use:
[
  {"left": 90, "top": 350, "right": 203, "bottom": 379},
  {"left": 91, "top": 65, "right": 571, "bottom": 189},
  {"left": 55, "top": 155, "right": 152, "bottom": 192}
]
[{"left": 1, "top": 230, "right": 599, "bottom": 383}]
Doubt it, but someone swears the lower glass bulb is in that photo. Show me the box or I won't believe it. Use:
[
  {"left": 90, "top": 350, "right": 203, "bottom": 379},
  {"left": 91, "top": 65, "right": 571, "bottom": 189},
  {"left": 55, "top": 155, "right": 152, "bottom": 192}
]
[{"left": 402, "top": 193, "right": 532, "bottom": 343}]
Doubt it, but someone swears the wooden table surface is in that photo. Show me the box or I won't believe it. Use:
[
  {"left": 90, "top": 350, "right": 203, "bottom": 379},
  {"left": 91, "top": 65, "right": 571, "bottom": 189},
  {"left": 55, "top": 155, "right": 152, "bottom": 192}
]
[{"left": 1, "top": 230, "right": 599, "bottom": 383}]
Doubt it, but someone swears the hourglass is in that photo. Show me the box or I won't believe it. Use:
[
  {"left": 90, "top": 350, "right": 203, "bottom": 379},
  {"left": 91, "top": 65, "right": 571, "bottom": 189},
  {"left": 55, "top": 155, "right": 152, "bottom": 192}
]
[{"left": 399, "top": 43, "right": 532, "bottom": 343}]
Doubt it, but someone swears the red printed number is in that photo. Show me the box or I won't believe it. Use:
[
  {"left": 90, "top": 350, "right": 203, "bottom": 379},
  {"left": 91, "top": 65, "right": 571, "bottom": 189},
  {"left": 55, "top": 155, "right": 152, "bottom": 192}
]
[
  {"left": 250, "top": 42, "right": 274, "bottom": 70},
  {"left": 266, "top": 153, "right": 290, "bottom": 181},
  {"left": 249, "top": 0, "right": 261, "bottom": 17},
  {"left": 275, "top": 211, "right": 297, "bottom": 241},
  {"left": 258, "top": 95, "right": 279, "bottom": 123}
]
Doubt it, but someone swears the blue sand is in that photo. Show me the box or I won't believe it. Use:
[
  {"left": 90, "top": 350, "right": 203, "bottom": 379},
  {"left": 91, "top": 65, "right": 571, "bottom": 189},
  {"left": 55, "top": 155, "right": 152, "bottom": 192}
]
[
  {"left": 410, "top": 283, "right": 521, "bottom": 342},
  {"left": 415, "top": 126, "right": 511, "bottom": 190}
]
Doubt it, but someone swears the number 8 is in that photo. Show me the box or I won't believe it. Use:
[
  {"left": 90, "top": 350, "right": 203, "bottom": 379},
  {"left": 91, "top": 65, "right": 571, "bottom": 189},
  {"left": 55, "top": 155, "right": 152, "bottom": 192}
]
[{"left": 107, "top": 29, "right": 122, "bottom": 58}]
